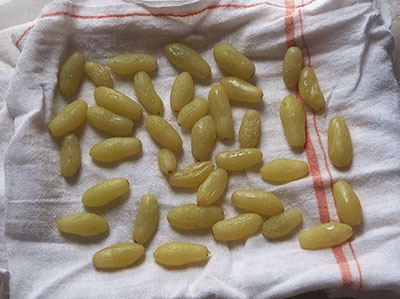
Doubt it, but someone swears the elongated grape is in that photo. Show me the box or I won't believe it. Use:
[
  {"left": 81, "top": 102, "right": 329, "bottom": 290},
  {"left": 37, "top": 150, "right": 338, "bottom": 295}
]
[
  {"left": 92, "top": 242, "right": 144, "bottom": 269},
  {"left": 239, "top": 110, "right": 260, "bottom": 148},
  {"left": 208, "top": 84, "right": 234, "bottom": 141},
  {"left": 158, "top": 148, "right": 177, "bottom": 174},
  {"left": 169, "top": 161, "right": 214, "bottom": 187},
  {"left": 260, "top": 159, "right": 309, "bottom": 183},
  {"left": 298, "top": 222, "right": 353, "bottom": 250},
  {"left": 197, "top": 168, "right": 228, "bottom": 206},
  {"left": 283, "top": 47, "right": 303, "bottom": 87},
  {"left": 132, "top": 194, "right": 158, "bottom": 244},
  {"left": 58, "top": 52, "right": 85, "bottom": 97},
  {"left": 212, "top": 213, "right": 263, "bottom": 241},
  {"left": 177, "top": 98, "right": 209, "bottom": 129},
  {"left": 262, "top": 209, "right": 303, "bottom": 239},
  {"left": 280, "top": 95, "right": 305, "bottom": 147},
  {"left": 167, "top": 204, "right": 223, "bottom": 230},
  {"left": 164, "top": 43, "right": 211, "bottom": 79},
  {"left": 82, "top": 178, "right": 129, "bottom": 207},
  {"left": 170, "top": 72, "right": 194, "bottom": 112},
  {"left": 220, "top": 76, "right": 262, "bottom": 102},
  {"left": 107, "top": 53, "right": 157, "bottom": 75},
  {"left": 57, "top": 212, "right": 108, "bottom": 236},
  {"left": 154, "top": 242, "right": 209, "bottom": 266},
  {"left": 191, "top": 115, "right": 216, "bottom": 161},
  {"left": 146, "top": 115, "right": 182, "bottom": 152},
  {"left": 333, "top": 180, "right": 362, "bottom": 226},
  {"left": 60, "top": 134, "right": 80, "bottom": 177},
  {"left": 133, "top": 71, "right": 164, "bottom": 115},
  {"left": 94, "top": 87, "right": 143, "bottom": 121},
  {"left": 87, "top": 106, "right": 133, "bottom": 136},
  {"left": 89, "top": 137, "right": 142, "bottom": 163},
  {"left": 231, "top": 189, "right": 283, "bottom": 216},
  {"left": 84, "top": 61, "right": 113, "bottom": 88},
  {"left": 213, "top": 44, "right": 255, "bottom": 80},
  {"left": 216, "top": 148, "right": 263, "bottom": 171},
  {"left": 328, "top": 117, "right": 352, "bottom": 168},
  {"left": 48, "top": 99, "right": 87, "bottom": 137},
  {"left": 298, "top": 67, "right": 325, "bottom": 111}
]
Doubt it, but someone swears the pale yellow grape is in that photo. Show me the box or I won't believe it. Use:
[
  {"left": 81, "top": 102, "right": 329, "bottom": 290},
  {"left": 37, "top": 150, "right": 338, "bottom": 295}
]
[
  {"left": 48, "top": 99, "right": 87, "bottom": 137},
  {"left": 191, "top": 115, "right": 216, "bottom": 161},
  {"left": 282, "top": 47, "right": 303, "bottom": 87},
  {"left": 280, "top": 95, "right": 305, "bottom": 147},
  {"left": 197, "top": 168, "right": 228, "bottom": 206},
  {"left": 333, "top": 180, "right": 362, "bottom": 226},
  {"left": 213, "top": 44, "right": 255, "bottom": 80},
  {"left": 208, "top": 84, "right": 234, "bottom": 141},
  {"left": 89, "top": 137, "right": 142, "bottom": 163},
  {"left": 146, "top": 115, "right": 182, "bottom": 152},
  {"left": 298, "top": 222, "right": 353, "bottom": 250},
  {"left": 169, "top": 161, "right": 214, "bottom": 187},
  {"left": 133, "top": 71, "right": 164, "bottom": 115},
  {"left": 328, "top": 117, "right": 352, "bottom": 168},
  {"left": 239, "top": 110, "right": 260, "bottom": 148},
  {"left": 212, "top": 213, "right": 263, "bottom": 241},
  {"left": 298, "top": 67, "right": 325, "bottom": 111},
  {"left": 220, "top": 76, "right": 262, "bottom": 103},
  {"left": 170, "top": 72, "right": 194, "bottom": 112},
  {"left": 82, "top": 178, "right": 129, "bottom": 207},
  {"left": 132, "top": 194, "right": 159, "bottom": 244},
  {"left": 92, "top": 242, "right": 144, "bottom": 269},
  {"left": 158, "top": 148, "right": 177, "bottom": 174},
  {"left": 231, "top": 189, "right": 283, "bottom": 216},
  {"left": 94, "top": 86, "right": 143, "bottom": 121},
  {"left": 167, "top": 204, "right": 223, "bottom": 230},
  {"left": 164, "top": 43, "right": 211, "bottom": 79},
  {"left": 260, "top": 158, "right": 309, "bottom": 183},
  {"left": 262, "top": 209, "right": 303, "bottom": 239},
  {"left": 177, "top": 98, "right": 209, "bottom": 129},
  {"left": 87, "top": 106, "right": 133, "bottom": 136},
  {"left": 216, "top": 148, "right": 263, "bottom": 171},
  {"left": 154, "top": 242, "right": 209, "bottom": 266},
  {"left": 57, "top": 212, "right": 108, "bottom": 236},
  {"left": 60, "top": 134, "right": 80, "bottom": 177},
  {"left": 107, "top": 53, "right": 157, "bottom": 75},
  {"left": 84, "top": 61, "right": 113, "bottom": 88},
  {"left": 58, "top": 52, "right": 85, "bottom": 97}
]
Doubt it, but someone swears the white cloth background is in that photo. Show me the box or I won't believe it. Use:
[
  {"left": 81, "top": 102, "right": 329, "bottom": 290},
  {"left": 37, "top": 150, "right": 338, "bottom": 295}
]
[
  {"left": 1, "top": 0, "right": 400, "bottom": 298},
  {"left": 0, "top": 24, "right": 23, "bottom": 299}
]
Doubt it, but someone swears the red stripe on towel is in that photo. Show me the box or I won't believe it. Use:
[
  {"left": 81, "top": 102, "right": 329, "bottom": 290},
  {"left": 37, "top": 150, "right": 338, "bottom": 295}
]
[
  {"left": 298, "top": 3, "right": 363, "bottom": 289},
  {"left": 284, "top": 0, "right": 353, "bottom": 288},
  {"left": 15, "top": 0, "right": 318, "bottom": 48}
]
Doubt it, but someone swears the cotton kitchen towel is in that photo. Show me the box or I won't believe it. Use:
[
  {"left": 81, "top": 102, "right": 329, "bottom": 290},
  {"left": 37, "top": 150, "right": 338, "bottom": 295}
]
[{"left": 3, "top": 0, "right": 400, "bottom": 298}]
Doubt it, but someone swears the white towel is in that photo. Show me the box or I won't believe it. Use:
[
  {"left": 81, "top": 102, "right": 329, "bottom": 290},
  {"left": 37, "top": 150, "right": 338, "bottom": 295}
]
[
  {"left": 2, "top": 0, "right": 400, "bottom": 298},
  {"left": 0, "top": 23, "right": 22, "bottom": 299}
]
